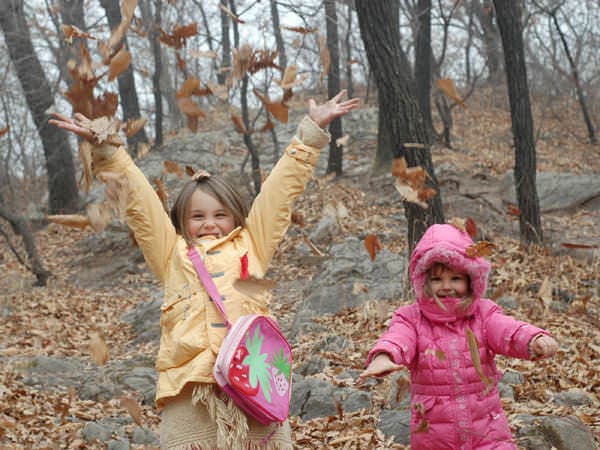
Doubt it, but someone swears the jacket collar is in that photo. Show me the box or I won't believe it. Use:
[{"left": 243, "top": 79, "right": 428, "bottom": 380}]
[{"left": 192, "top": 226, "right": 242, "bottom": 251}]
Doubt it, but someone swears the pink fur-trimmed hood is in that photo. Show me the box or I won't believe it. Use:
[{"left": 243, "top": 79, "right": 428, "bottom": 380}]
[{"left": 409, "top": 224, "right": 491, "bottom": 302}]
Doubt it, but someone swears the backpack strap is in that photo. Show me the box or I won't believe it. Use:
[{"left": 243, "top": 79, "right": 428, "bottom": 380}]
[{"left": 188, "top": 246, "right": 232, "bottom": 329}]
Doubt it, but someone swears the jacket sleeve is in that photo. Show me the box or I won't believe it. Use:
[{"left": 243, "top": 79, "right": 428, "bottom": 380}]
[
  {"left": 244, "top": 116, "right": 330, "bottom": 277},
  {"left": 481, "top": 299, "right": 551, "bottom": 360},
  {"left": 367, "top": 306, "right": 418, "bottom": 367},
  {"left": 92, "top": 147, "right": 177, "bottom": 284}
]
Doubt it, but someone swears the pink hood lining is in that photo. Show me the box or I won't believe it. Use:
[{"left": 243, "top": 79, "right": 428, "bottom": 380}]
[{"left": 410, "top": 224, "right": 491, "bottom": 310}]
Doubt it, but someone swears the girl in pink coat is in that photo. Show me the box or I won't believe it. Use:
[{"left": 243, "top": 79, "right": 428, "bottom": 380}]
[{"left": 359, "top": 223, "right": 557, "bottom": 450}]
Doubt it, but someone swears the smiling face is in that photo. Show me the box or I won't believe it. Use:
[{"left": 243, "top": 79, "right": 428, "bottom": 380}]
[
  {"left": 186, "top": 190, "right": 236, "bottom": 240},
  {"left": 427, "top": 263, "right": 470, "bottom": 299}
]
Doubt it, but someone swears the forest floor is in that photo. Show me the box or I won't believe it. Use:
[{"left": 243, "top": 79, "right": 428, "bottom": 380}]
[{"left": 0, "top": 87, "right": 599, "bottom": 449}]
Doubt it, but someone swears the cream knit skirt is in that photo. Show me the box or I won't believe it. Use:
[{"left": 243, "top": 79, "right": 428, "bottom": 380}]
[{"left": 159, "top": 383, "right": 293, "bottom": 450}]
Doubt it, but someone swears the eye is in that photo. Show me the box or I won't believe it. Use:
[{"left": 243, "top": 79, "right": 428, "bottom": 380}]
[{"left": 430, "top": 276, "right": 441, "bottom": 282}]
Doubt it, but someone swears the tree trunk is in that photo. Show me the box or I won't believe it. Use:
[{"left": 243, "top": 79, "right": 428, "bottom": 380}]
[
  {"left": 270, "top": 0, "right": 287, "bottom": 69},
  {"left": 99, "top": 0, "right": 149, "bottom": 153},
  {"left": 139, "top": 0, "right": 163, "bottom": 145},
  {"left": 493, "top": 0, "right": 542, "bottom": 244},
  {"left": 344, "top": 3, "right": 354, "bottom": 99},
  {"left": 356, "top": 0, "right": 444, "bottom": 250},
  {"left": 0, "top": 0, "right": 79, "bottom": 214},
  {"left": 218, "top": 0, "right": 231, "bottom": 85},
  {"left": 325, "top": 0, "right": 344, "bottom": 176},
  {"left": 0, "top": 201, "right": 51, "bottom": 286},
  {"left": 57, "top": 0, "right": 86, "bottom": 84},
  {"left": 414, "top": 0, "right": 434, "bottom": 140},
  {"left": 549, "top": 9, "right": 596, "bottom": 145},
  {"left": 472, "top": 0, "right": 503, "bottom": 83}
]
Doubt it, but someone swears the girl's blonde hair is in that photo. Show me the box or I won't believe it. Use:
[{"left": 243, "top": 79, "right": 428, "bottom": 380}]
[
  {"left": 170, "top": 175, "right": 250, "bottom": 245},
  {"left": 424, "top": 262, "right": 474, "bottom": 311}
]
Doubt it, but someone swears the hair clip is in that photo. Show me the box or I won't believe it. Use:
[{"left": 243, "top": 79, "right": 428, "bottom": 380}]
[{"left": 192, "top": 169, "right": 211, "bottom": 181}]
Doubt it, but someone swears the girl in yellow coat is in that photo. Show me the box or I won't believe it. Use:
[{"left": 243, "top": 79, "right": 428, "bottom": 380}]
[{"left": 51, "top": 90, "right": 360, "bottom": 449}]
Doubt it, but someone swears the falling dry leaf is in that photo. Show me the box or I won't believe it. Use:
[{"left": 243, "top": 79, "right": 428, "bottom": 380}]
[
  {"left": 231, "top": 114, "right": 247, "bottom": 134},
  {"left": 124, "top": 117, "right": 147, "bottom": 137},
  {"left": 119, "top": 396, "right": 143, "bottom": 426},
  {"left": 395, "top": 374, "right": 411, "bottom": 402},
  {"left": 108, "top": 47, "right": 131, "bottom": 81},
  {"left": 418, "top": 187, "right": 437, "bottom": 202},
  {"left": 364, "top": 234, "right": 382, "bottom": 261},
  {"left": 506, "top": 204, "right": 521, "bottom": 216},
  {"left": 435, "top": 78, "right": 466, "bottom": 108},
  {"left": 136, "top": 142, "right": 150, "bottom": 160},
  {"left": 277, "top": 65, "right": 308, "bottom": 89},
  {"left": 185, "top": 165, "right": 195, "bottom": 177},
  {"left": 79, "top": 141, "right": 93, "bottom": 193},
  {"left": 163, "top": 160, "right": 183, "bottom": 178},
  {"left": 465, "top": 241, "right": 495, "bottom": 258},
  {"left": 465, "top": 217, "right": 478, "bottom": 238},
  {"left": 291, "top": 212, "right": 304, "bottom": 227},
  {"left": 88, "top": 332, "right": 109, "bottom": 365},
  {"left": 89, "top": 116, "right": 122, "bottom": 146},
  {"left": 537, "top": 276, "right": 553, "bottom": 309},
  {"left": 159, "top": 23, "right": 198, "bottom": 49},
  {"left": 61, "top": 24, "right": 95, "bottom": 44},
  {"left": 154, "top": 178, "right": 168, "bottom": 213},
  {"left": 424, "top": 348, "right": 446, "bottom": 361},
  {"left": 391, "top": 158, "right": 408, "bottom": 178},
  {"left": 190, "top": 50, "right": 218, "bottom": 59},
  {"left": 86, "top": 202, "right": 112, "bottom": 233},
  {"left": 466, "top": 327, "right": 493, "bottom": 390},
  {"left": 394, "top": 181, "right": 428, "bottom": 209},
  {"left": 214, "top": 141, "right": 225, "bottom": 156},
  {"left": 0, "top": 126, "right": 9, "bottom": 137},
  {"left": 47, "top": 214, "right": 90, "bottom": 230},
  {"left": 448, "top": 217, "right": 466, "bottom": 232},
  {"left": 253, "top": 89, "right": 289, "bottom": 123},
  {"left": 177, "top": 78, "right": 209, "bottom": 98},
  {"left": 336, "top": 135, "right": 350, "bottom": 147},
  {"left": 280, "top": 25, "right": 318, "bottom": 34}
]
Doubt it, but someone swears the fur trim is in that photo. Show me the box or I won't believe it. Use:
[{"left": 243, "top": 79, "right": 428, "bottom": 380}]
[{"left": 192, "top": 384, "right": 248, "bottom": 448}]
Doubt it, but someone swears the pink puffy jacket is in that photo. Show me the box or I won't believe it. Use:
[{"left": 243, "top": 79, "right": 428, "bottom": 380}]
[{"left": 367, "top": 224, "right": 550, "bottom": 450}]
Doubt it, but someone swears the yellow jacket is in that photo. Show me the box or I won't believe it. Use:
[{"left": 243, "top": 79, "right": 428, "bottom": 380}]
[{"left": 93, "top": 116, "right": 329, "bottom": 406}]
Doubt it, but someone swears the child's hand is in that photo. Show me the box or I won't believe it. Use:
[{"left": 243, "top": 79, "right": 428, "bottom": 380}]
[
  {"left": 308, "top": 89, "right": 361, "bottom": 129},
  {"left": 49, "top": 113, "right": 123, "bottom": 147},
  {"left": 531, "top": 334, "right": 558, "bottom": 359},
  {"left": 356, "top": 353, "right": 402, "bottom": 385}
]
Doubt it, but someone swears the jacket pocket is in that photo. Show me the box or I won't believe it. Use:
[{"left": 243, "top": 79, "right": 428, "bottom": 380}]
[{"left": 160, "top": 295, "right": 189, "bottom": 330}]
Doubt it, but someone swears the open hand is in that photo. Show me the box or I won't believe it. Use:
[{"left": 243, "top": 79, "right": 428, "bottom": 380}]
[
  {"left": 308, "top": 89, "right": 361, "bottom": 129},
  {"left": 49, "top": 113, "right": 122, "bottom": 146},
  {"left": 49, "top": 112, "right": 96, "bottom": 141},
  {"left": 356, "top": 353, "right": 402, "bottom": 385}
]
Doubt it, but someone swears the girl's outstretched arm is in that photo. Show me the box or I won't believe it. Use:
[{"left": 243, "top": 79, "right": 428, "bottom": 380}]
[{"left": 49, "top": 112, "right": 177, "bottom": 283}]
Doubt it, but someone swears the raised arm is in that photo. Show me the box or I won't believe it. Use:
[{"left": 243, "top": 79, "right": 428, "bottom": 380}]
[
  {"left": 49, "top": 113, "right": 178, "bottom": 284},
  {"left": 243, "top": 90, "right": 360, "bottom": 276}
]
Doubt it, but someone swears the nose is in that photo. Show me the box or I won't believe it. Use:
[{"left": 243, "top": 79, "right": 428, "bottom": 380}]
[{"left": 202, "top": 219, "right": 216, "bottom": 229}]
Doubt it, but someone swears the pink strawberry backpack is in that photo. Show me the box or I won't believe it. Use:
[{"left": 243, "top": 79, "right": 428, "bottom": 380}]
[{"left": 188, "top": 247, "right": 292, "bottom": 426}]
